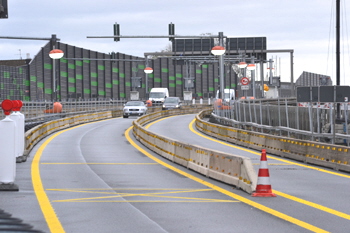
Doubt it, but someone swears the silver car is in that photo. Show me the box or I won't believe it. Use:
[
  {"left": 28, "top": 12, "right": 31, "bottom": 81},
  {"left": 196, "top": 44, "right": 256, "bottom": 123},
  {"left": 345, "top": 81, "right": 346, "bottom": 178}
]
[{"left": 123, "top": 101, "right": 147, "bottom": 118}]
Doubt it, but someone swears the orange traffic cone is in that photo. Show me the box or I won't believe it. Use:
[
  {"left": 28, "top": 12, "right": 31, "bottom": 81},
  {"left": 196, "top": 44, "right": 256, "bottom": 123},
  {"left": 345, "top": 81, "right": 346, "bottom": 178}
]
[{"left": 252, "top": 149, "right": 276, "bottom": 197}]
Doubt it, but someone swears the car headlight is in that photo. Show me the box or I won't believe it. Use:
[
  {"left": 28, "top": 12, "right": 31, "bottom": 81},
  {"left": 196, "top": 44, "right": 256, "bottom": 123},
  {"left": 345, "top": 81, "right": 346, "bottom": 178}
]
[
  {"left": 162, "top": 105, "right": 165, "bottom": 108},
  {"left": 175, "top": 105, "right": 179, "bottom": 108}
]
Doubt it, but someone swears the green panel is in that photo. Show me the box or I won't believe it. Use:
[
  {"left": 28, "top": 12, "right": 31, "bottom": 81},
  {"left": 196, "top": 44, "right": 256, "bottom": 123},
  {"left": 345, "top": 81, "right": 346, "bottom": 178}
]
[
  {"left": 113, "top": 80, "right": 119, "bottom": 85},
  {"left": 138, "top": 64, "right": 145, "bottom": 69},
  {"left": 61, "top": 71, "right": 68, "bottom": 77},
  {"left": 169, "top": 76, "right": 175, "bottom": 80},
  {"left": 83, "top": 60, "right": 90, "bottom": 63},
  {"left": 231, "top": 83, "right": 236, "bottom": 88},
  {"left": 91, "top": 81, "right": 98, "bottom": 86},
  {"left": 84, "top": 89, "right": 91, "bottom": 94},
  {"left": 214, "top": 78, "right": 219, "bottom": 83},
  {"left": 76, "top": 61, "right": 83, "bottom": 66},
  {"left": 169, "top": 83, "right": 176, "bottom": 87},
  {"left": 112, "top": 68, "right": 119, "bottom": 73},
  {"left": 176, "top": 80, "right": 183, "bottom": 85},
  {"left": 3, "top": 71, "right": 10, "bottom": 78},
  {"left": 24, "top": 96, "right": 30, "bottom": 101},
  {"left": 98, "top": 90, "right": 105, "bottom": 95},
  {"left": 37, "top": 82, "right": 44, "bottom": 88},
  {"left": 30, "top": 76, "right": 37, "bottom": 82},
  {"left": 162, "top": 68, "right": 169, "bottom": 73},
  {"left": 57, "top": 85, "right": 60, "bottom": 91},
  {"left": 196, "top": 69, "right": 202, "bottom": 74},
  {"left": 176, "top": 73, "right": 183, "bottom": 78},
  {"left": 45, "top": 88, "right": 52, "bottom": 94},
  {"left": 44, "top": 63, "right": 52, "bottom": 69},
  {"left": 125, "top": 82, "right": 131, "bottom": 87},
  {"left": 91, "top": 72, "right": 98, "bottom": 78},
  {"left": 98, "top": 65, "right": 105, "bottom": 71},
  {"left": 68, "top": 77, "right": 76, "bottom": 83},
  {"left": 19, "top": 67, "right": 23, "bottom": 74},
  {"left": 61, "top": 58, "right": 68, "bottom": 63},
  {"left": 76, "top": 74, "right": 83, "bottom": 80},
  {"left": 132, "top": 67, "right": 138, "bottom": 72},
  {"left": 202, "top": 64, "right": 208, "bottom": 68},
  {"left": 119, "top": 73, "right": 125, "bottom": 78},
  {"left": 154, "top": 78, "right": 161, "bottom": 83},
  {"left": 0, "top": 83, "right": 4, "bottom": 89},
  {"left": 197, "top": 92, "right": 203, "bottom": 97},
  {"left": 148, "top": 74, "right": 154, "bottom": 78},
  {"left": 141, "top": 83, "right": 145, "bottom": 88},
  {"left": 106, "top": 83, "right": 112, "bottom": 88},
  {"left": 68, "top": 63, "right": 76, "bottom": 69},
  {"left": 209, "top": 87, "right": 215, "bottom": 91},
  {"left": 120, "top": 93, "right": 126, "bottom": 98},
  {"left": 69, "top": 87, "right": 76, "bottom": 93}
]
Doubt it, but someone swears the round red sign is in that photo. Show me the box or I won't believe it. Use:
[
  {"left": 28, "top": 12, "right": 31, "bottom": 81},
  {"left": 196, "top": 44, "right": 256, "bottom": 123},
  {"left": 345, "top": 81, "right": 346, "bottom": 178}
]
[{"left": 240, "top": 77, "right": 250, "bottom": 85}]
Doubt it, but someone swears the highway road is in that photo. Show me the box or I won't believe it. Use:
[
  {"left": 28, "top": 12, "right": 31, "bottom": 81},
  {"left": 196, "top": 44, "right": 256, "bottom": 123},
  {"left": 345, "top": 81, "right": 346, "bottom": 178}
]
[{"left": 1, "top": 115, "right": 350, "bottom": 232}]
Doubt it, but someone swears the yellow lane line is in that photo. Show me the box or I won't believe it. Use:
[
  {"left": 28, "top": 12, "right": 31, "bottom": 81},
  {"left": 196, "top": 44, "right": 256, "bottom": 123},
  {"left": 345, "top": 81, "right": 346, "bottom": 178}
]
[
  {"left": 31, "top": 121, "right": 107, "bottom": 233},
  {"left": 41, "top": 163, "right": 157, "bottom": 165},
  {"left": 126, "top": 125, "right": 328, "bottom": 233},
  {"left": 189, "top": 119, "right": 350, "bottom": 178},
  {"left": 188, "top": 118, "right": 350, "bottom": 221}
]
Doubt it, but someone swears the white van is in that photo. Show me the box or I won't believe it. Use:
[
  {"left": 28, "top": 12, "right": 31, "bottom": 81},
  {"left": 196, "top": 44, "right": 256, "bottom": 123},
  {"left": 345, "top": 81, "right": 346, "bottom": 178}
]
[
  {"left": 216, "top": 89, "right": 235, "bottom": 103},
  {"left": 149, "top": 88, "right": 169, "bottom": 104}
]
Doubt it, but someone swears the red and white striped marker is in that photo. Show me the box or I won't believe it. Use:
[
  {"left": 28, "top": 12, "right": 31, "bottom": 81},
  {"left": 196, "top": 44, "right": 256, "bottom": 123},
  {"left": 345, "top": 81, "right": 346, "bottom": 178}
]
[{"left": 252, "top": 149, "right": 276, "bottom": 197}]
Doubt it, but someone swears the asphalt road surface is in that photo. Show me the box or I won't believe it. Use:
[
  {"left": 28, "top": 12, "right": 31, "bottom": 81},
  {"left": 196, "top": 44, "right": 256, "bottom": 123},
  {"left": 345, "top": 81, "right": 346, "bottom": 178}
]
[{"left": 1, "top": 116, "right": 350, "bottom": 233}]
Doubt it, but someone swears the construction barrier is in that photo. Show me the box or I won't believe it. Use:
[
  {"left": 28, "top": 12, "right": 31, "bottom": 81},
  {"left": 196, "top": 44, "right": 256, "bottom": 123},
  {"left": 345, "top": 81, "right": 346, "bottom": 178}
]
[
  {"left": 132, "top": 108, "right": 257, "bottom": 194},
  {"left": 195, "top": 110, "right": 350, "bottom": 173}
]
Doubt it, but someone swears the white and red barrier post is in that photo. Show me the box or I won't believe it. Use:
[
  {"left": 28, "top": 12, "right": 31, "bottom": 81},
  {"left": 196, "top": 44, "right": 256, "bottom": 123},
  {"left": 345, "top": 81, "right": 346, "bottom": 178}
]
[{"left": 0, "top": 99, "right": 19, "bottom": 191}]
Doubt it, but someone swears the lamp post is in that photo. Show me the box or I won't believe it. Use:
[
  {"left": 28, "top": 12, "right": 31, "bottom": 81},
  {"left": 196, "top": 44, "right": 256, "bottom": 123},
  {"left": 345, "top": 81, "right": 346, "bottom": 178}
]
[
  {"left": 211, "top": 45, "right": 225, "bottom": 100},
  {"left": 144, "top": 67, "right": 153, "bottom": 99},
  {"left": 49, "top": 49, "right": 64, "bottom": 102},
  {"left": 247, "top": 61, "right": 256, "bottom": 99}
]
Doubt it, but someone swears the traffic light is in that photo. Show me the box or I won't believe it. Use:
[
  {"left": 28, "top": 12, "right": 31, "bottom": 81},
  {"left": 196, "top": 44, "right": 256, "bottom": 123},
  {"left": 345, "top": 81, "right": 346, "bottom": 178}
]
[
  {"left": 168, "top": 23, "right": 175, "bottom": 41},
  {"left": 0, "top": 0, "right": 8, "bottom": 19},
  {"left": 113, "top": 23, "right": 120, "bottom": 42}
]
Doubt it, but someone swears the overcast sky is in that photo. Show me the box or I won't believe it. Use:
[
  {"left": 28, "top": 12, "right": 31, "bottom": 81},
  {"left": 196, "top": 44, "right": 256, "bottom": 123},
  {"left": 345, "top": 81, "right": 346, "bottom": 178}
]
[{"left": 1, "top": 0, "right": 350, "bottom": 85}]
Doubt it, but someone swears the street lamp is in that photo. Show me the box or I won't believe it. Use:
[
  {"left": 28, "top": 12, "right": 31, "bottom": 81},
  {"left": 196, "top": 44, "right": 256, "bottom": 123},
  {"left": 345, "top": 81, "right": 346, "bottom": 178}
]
[
  {"left": 144, "top": 67, "right": 153, "bottom": 98},
  {"left": 211, "top": 45, "right": 225, "bottom": 100},
  {"left": 49, "top": 49, "right": 64, "bottom": 101}
]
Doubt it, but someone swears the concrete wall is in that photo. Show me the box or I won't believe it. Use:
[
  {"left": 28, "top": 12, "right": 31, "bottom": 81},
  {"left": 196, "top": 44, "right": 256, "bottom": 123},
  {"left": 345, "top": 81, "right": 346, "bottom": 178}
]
[{"left": 132, "top": 107, "right": 257, "bottom": 194}]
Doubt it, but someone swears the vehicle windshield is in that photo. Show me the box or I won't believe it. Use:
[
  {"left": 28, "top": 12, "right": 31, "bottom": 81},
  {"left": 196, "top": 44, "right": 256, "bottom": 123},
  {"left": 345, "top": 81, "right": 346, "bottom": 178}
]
[
  {"left": 164, "top": 98, "right": 178, "bottom": 103},
  {"left": 125, "top": 101, "right": 144, "bottom": 106},
  {"left": 149, "top": 92, "right": 165, "bottom": 98}
]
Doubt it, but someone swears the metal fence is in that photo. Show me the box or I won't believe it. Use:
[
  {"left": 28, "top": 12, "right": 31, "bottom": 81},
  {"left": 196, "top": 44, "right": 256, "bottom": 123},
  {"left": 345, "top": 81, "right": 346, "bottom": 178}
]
[{"left": 212, "top": 98, "right": 350, "bottom": 145}]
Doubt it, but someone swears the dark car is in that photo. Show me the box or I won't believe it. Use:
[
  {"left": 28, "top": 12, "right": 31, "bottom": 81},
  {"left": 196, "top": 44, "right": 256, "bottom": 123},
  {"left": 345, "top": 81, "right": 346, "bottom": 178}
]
[{"left": 162, "top": 97, "right": 182, "bottom": 110}]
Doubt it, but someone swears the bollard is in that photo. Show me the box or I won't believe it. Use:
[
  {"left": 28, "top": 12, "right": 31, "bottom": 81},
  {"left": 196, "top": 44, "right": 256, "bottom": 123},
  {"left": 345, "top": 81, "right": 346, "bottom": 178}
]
[
  {"left": 208, "top": 98, "right": 211, "bottom": 105},
  {"left": 14, "top": 100, "right": 25, "bottom": 162},
  {"left": 192, "top": 98, "right": 195, "bottom": 105},
  {"left": 0, "top": 100, "right": 19, "bottom": 191},
  {"left": 200, "top": 98, "right": 203, "bottom": 105}
]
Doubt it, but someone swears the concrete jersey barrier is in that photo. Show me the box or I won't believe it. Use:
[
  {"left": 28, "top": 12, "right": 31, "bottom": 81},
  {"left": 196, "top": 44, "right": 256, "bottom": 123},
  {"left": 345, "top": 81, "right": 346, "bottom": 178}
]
[
  {"left": 196, "top": 110, "right": 350, "bottom": 173},
  {"left": 132, "top": 108, "right": 257, "bottom": 194}
]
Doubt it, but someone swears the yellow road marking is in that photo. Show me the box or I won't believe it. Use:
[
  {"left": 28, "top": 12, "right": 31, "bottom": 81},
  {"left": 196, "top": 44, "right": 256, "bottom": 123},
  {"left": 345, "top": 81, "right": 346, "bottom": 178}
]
[
  {"left": 48, "top": 188, "right": 237, "bottom": 203},
  {"left": 125, "top": 125, "right": 328, "bottom": 233},
  {"left": 188, "top": 118, "right": 350, "bottom": 221},
  {"left": 41, "top": 163, "right": 158, "bottom": 165}
]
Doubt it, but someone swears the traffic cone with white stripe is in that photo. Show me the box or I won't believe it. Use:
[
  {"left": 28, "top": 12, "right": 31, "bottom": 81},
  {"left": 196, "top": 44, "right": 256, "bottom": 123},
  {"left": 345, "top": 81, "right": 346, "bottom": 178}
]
[{"left": 252, "top": 149, "right": 276, "bottom": 197}]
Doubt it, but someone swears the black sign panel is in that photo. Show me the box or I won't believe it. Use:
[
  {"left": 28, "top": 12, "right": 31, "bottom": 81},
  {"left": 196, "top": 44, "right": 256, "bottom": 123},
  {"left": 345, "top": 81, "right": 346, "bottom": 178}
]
[
  {"left": 335, "top": 86, "right": 350, "bottom": 102},
  {"left": 319, "top": 86, "right": 334, "bottom": 102},
  {"left": 296, "top": 87, "right": 311, "bottom": 102}
]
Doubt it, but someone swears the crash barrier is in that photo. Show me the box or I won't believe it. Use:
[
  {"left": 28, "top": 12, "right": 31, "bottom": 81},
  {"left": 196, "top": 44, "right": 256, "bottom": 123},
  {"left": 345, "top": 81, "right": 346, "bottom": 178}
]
[
  {"left": 196, "top": 110, "right": 350, "bottom": 173},
  {"left": 132, "top": 107, "right": 257, "bottom": 194},
  {"left": 23, "top": 110, "right": 122, "bottom": 157}
]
